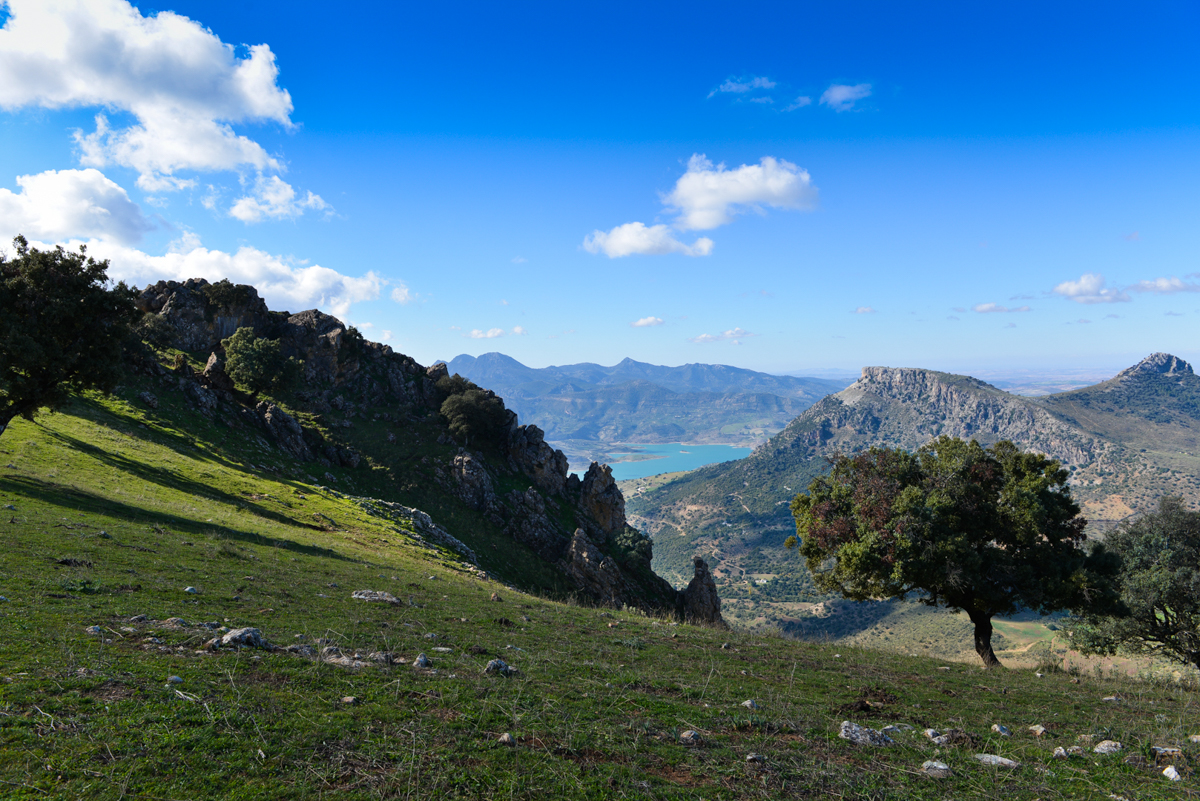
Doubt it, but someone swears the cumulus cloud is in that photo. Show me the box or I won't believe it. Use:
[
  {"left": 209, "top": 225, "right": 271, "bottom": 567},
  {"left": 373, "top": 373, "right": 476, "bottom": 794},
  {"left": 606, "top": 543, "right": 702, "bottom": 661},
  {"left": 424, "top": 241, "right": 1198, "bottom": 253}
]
[
  {"left": 664, "top": 154, "right": 818, "bottom": 231},
  {"left": 631, "top": 316, "right": 665, "bottom": 327},
  {"left": 512, "top": 326, "right": 527, "bottom": 335},
  {"left": 390, "top": 284, "right": 415, "bottom": 304},
  {"left": 584, "top": 153, "right": 817, "bottom": 257},
  {"left": 1129, "top": 276, "right": 1200, "bottom": 295},
  {"left": 820, "top": 83, "right": 872, "bottom": 111},
  {"left": 853, "top": 306, "right": 875, "bottom": 314},
  {"left": 229, "top": 175, "right": 330, "bottom": 223},
  {"left": 689, "top": 327, "right": 755, "bottom": 344},
  {"left": 468, "top": 328, "right": 506, "bottom": 339},
  {"left": 381, "top": 330, "right": 393, "bottom": 341},
  {"left": 1052, "top": 273, "right": 1131, "bottom": 304},
  {"left": 972, "top": 303, "right": 1031, "bottom": 313},
  {"left": 69, "top": 234, "right": 382, "bottom": 319},
  {"left": 583, "top": 222, "right": 713, "bottom": 258},
  {"left": 0, "top": 0, "right": 308, "bottom": 196},
  {"left": 0, "top": 168, "right": 152, "bottom": 245},
  {"left": 708, "top": 76, "right": 776, "bottom": 97}
]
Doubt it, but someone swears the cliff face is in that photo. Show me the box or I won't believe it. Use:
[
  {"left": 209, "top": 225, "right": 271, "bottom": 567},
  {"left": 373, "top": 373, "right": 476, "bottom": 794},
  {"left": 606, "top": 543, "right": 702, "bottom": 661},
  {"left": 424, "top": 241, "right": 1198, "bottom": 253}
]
[{"left": 131, "top": 278, "right": 723, "bottom": 624}]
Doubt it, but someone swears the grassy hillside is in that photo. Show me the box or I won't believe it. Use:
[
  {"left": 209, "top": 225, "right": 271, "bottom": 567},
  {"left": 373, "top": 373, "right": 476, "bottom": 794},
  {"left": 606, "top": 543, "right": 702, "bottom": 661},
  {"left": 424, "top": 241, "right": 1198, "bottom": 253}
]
[{"left": 2, "top": 395, "right": 1200, "bottom": 799}]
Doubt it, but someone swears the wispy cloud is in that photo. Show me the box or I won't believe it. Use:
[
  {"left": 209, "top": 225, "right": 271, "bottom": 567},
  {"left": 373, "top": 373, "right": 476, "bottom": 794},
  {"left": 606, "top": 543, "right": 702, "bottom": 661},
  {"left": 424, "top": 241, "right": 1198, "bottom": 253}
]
[
  {"left": 631, "top": 316, "right": 664, "bottom": 327},
  {"left": 1129, "top": 276, "right": 1200, "bottom": 295},
  {"left": 1052, "top": 273, "right": 1131, "bottom": 304},
  {"left": 853, "top": 306, "right": 876, "bottom": 314},
  {"left": 511, "top": 256, "right": 527, "bottom": 264},
  {"left": 973, "top": 302, "right": 1031, "bottom": 313},
  {"left": 391, "top": 285, "right": 416, "bottom": 304},
  {"left": 708, "top": 76, "right": 776, "bottom": 98},
  {"left": 784, "top": 96, "right": 812, "bottom": 111},
  {"left": 468, "top": 328, "right": 506, "bottom": 339},
  {"left": 820, "top": 83, "right": 872, "bottom": 111},
  {"left": 689, "top": 327, "right": 755, "bottom": 344},
  {"left": 230, "top": 175, "right": 330, "bottom": 223}
]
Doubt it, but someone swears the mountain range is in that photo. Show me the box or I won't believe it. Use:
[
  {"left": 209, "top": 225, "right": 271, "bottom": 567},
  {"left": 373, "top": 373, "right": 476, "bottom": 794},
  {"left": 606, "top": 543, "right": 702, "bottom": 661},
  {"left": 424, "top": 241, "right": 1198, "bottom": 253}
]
[
  {"left": 442, "top": 352, "right": 849, "bottom": 468},
  {"left": 627, "top": 352, "right": 1200, "bottom": 590}
]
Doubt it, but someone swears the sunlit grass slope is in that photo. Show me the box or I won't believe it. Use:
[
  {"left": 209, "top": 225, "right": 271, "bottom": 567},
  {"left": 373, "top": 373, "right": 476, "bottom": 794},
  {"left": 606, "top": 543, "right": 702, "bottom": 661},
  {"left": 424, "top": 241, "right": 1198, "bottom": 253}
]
[{"left": 0, "top": 394, "right": 1198, "bottom": 799}]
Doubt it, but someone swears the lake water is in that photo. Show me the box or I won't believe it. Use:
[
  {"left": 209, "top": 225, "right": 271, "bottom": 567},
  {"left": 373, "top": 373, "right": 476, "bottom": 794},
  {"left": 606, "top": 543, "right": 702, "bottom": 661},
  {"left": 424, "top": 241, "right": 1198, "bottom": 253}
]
[{"left": 603, "top": 442, "right": 752, "bottom": 481}]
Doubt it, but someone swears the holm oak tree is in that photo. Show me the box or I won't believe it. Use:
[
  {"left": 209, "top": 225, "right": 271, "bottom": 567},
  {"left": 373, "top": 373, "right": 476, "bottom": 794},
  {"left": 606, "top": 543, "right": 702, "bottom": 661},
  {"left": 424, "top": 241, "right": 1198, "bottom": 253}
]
[{"left": 791, "top": 436, "right": 1120, "bottom": 668}]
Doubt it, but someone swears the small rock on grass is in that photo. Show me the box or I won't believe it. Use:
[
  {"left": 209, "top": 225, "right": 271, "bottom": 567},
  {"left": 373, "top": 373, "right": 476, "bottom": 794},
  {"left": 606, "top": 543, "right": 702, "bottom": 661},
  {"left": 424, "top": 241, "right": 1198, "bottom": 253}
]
[
  {"left": 221, "top": 627, "right": 268, "bottom": 648},
  {"left": 413, "top": 653, "right": 430, "bottom": 669},
  {"left": 991, "top": 724, "right": 1011, "bottom": 737},
  {"left": 340, "top": 696, "right": 358, "bottom": 705},
  {"left": 1094, "top": 740, "right": 1123, "bottom": 755},
  {"left": 1029, "top": 724, "right": 1047, "bottom": 737},
  {"left": 741, "top": 699, "right": 759, "bottom": 710},
  {"left": 1053, "top": 746, "right": 1085, "bottom": 759},
  {"left": 745, "top": 753, "right": 765, "bottom": 764},
  {"left": 839, "top": 721, "right": 893, "bottom": 747},
  {"left": 498, "top": 732, "right": 516, "bottom": 747},
  {"left": 975, "top": 754, "right": 1020, "bottom": 768},
  {"left": 167, "top": 675, "right": 183, "bottom": 684},
  {"left": 490, "top": 592, "right": 502, "bottom": 602},
  {"left": 351, "top": 589, "right": 399, "bottom": 604},
  {"left": 184, "top": 586, "right": 199, "bottom": 594},
  {"left": 922, "top": 760, "right": 953, "bottom": 778},
  {"left": 1189, "top": 734, "right": 1200, "bottom": 744},
  {"left": 1164, "top": 766, "right": 1182, "bottom": 782},
  {"left": 484, "top": 659, "right": 517, "bottom": 677},
  {"left": 85, "top": 625, "right": 102, "bottom": 635},
  {"left": 679, "top": 730, "right": 702, "bottom": 747}
]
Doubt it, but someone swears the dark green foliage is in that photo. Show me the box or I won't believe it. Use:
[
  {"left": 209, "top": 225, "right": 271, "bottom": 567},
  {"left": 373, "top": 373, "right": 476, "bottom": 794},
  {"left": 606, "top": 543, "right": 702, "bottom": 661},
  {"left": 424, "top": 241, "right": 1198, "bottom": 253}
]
[
  {"left": 440, "top": 387, "right": 509, "bottom": 448},
  {"left": 792, "top": 436, "right": 1120, "bottom": 668},
  {"left": 1070, "top": 496, "right": 1200, "bottom": 668},
  {"left": 435, "top": 372, "right": 510, "bottom": 448},
  {"left": 0, "top": 235, "right": 138, "bottom": 438},
  {"left": 612, "top": 525, "right": 654, "bottom": 568},
  {"left": 201, "top": 278, "right": 256, "bottom": 311},
  {"left": 221, "top": 326, "right": 302, "bottom": 397}
]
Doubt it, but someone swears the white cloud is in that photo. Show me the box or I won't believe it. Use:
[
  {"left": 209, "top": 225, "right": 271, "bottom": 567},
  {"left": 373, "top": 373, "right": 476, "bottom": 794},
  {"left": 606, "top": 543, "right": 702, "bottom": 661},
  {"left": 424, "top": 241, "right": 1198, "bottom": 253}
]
[
  {"left": 584, "top": 153, "right": 816, "bottom": 257},
  {"left": 749, "top": 96, "right": 773, "bottom": 104},
  {"left": 390, "top": 284, "right": 416, "bottom": 304},
  {"left": 784, "top": 96, "right": 812, "bottom": 111},
  {"left": 1128, "top": 276, "right": 1200, "bottom": 295},
  {"left": 689, "top": 327, "right": 755, "bottom": 344},
  {"left": 665, "top": 154, "right": 817, "bottom": 231},
  {"left": 512, "top": 326, "right": 527, "bottom": 335},
  {"left": 468, "top": 328, "right": 506, "bottom": 339},
  {"left": 972, "top": 303, "right": 1031, "bottom": 313},
  {"left": 68, "top": 234, "right": 381, "bottom": 318},
  {"left": 1052, "top": 273, "right": 1131, "bottom": 304},
  {"left": 820, "top": 83, "right": 872, "bottom": 111},
  {"left": 709, "top": 76, "right": 776, "bottom": 97},
  {"left": 0, "top": 0, "right": 296, "bottom": 190},
  {"left": 583, "top": 222, "right": 714, "bottom": 258},
  {"left": 229, "top": 175, "right": 330, "bottom": 223},
  {"left": 631, "top": 316, "right": 665, "bottom": 327},
  {"left": 381, "top": 330, "right": 393, "bottom": 341},
  {"left": 853, "top": 306, "right": 876, "bottom": 314},
  {"left": 0, "top": 168, "right": 152, "bottom": 245}
]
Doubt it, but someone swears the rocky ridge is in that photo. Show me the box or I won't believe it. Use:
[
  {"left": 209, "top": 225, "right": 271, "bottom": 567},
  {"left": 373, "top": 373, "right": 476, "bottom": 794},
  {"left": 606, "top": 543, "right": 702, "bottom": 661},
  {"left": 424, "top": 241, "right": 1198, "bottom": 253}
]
[{"left": 129, "top": 278, "right": 724, "bottom": 625}]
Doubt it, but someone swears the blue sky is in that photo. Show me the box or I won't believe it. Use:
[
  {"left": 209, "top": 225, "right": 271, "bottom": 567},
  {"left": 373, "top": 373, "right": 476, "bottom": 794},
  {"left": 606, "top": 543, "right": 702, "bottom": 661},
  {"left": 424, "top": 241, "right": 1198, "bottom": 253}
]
[{"left": 1, "top": 0, "right": 1198, "bottom": 375}]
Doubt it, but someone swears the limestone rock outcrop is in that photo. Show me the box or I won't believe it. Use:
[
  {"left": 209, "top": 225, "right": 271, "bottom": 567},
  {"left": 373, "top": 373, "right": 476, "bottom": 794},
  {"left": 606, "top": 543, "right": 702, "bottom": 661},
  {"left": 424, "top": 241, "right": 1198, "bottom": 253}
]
[
  {"left": 677, "top": 557, "right": 727, "bottom": 628},
  {"left": 137, "top": 278, "right": 274, "bottom": 352},
  {"left": 579, "top": 462, "right": 624, "bottom": 544}
]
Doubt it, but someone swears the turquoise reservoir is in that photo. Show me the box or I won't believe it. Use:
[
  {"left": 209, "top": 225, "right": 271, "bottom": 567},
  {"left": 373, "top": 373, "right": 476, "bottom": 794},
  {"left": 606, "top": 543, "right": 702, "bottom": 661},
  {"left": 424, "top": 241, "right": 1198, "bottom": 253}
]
[{"left": 603, "top": 443, "right": 752, "bottom": 481}]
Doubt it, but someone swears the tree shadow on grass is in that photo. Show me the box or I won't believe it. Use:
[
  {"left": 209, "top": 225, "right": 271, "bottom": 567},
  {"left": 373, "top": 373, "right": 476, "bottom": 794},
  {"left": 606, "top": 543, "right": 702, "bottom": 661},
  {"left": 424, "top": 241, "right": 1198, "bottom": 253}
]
[
  {"left": 41, "top": 428, "right": 324, "bottom": 533},
  {"left": 0, "top": 475, "right": 352, "bottom": 562}
]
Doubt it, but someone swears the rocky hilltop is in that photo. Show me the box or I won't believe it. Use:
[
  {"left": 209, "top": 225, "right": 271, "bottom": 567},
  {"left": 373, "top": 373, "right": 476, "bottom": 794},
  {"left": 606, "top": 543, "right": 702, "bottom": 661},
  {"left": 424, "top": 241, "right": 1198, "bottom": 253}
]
[
  {"left": 629, "top": 354, "right": 1200, "bottom": 589},
  {"left": 129, "top": 278, "right": 725, "bottom": 625}
]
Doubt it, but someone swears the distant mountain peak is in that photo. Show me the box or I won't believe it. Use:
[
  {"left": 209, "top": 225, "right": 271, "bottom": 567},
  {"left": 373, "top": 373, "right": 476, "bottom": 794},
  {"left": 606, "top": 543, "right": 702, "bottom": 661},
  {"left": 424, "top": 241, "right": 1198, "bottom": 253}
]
[{"left": 1118, "top": 352, "right": 1193, "bottom": 379}]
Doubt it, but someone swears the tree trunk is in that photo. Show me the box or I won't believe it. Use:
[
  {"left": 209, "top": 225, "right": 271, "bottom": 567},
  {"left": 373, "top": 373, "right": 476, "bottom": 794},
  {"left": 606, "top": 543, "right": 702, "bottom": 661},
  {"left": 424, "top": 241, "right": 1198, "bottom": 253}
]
[{"left": 967, "top": 610, "right": 1003, "bottom": 669}]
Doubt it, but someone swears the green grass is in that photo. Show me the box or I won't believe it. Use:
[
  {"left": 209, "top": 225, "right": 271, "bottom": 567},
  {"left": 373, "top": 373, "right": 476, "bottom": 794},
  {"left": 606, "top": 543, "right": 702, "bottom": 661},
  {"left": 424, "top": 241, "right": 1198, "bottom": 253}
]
[{"left": 1, "top": 398, "right": 1200, "bottom": 798}]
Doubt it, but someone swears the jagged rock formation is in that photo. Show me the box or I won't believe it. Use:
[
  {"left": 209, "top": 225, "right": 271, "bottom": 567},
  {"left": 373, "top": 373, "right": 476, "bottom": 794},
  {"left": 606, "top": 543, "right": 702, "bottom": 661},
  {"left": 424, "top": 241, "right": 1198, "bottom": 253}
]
[
  {"left": 129, "top": 277, "right": 723, "bottom": 624},
  {"left": 677, "top": 557, "right": 727, "bottom": 628}
]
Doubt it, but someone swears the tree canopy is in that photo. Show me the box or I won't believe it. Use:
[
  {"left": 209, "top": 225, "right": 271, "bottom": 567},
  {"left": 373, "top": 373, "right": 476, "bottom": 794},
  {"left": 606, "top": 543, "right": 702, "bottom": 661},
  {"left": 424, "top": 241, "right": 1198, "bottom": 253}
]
[
  {"left": 1069, "top": 496, "right": 1200, "bottom": 669},
  {"left": 221, "top": 327, "right": 302, "bottom": 398},
  {"left": 791, "top": 436, "right": 1120, "bottom": 668},
  {"left": 0, "top": 236, "right": 138, "bottom": 438},
  {"left": 439, "top": 378, "right": 510, "bottom": 448}
]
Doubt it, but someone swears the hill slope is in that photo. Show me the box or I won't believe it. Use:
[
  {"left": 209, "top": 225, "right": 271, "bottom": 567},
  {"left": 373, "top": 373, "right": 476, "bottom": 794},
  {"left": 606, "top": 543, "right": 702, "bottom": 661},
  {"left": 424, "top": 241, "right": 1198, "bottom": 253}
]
[{"left": 0, "top": 376, "right": 1194, "bottom": 800}]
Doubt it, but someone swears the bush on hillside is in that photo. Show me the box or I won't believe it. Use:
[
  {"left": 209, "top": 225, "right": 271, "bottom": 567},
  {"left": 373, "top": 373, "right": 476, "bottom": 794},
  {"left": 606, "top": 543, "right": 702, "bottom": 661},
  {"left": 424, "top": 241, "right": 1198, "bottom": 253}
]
[{"left": 221, "top": 327, "right": 302, "bottom": 398}]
